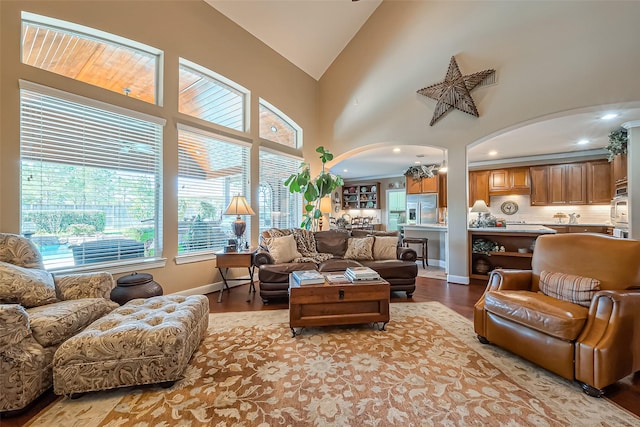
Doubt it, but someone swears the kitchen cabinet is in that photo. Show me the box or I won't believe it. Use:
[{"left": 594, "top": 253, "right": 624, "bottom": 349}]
[
  {"left": 530, "top": 166, "right": 549, "bottom": 205},
  {"left": 469, "top": 170, "right": 490, "bottom": 207},
  {"left": 342, "top": 182, "right": 380, "bottom": 209},
  {"left": 530, "top": 161, "right": 611, "bottom": 206},
  {"left": 587, "top": 160, "right": 612, "bottom": 204},
  {"left": 406, "top": 175, "right": 438, "bottom": 194},
  {"left": 488, "top": 167, "right": 530, "bottom": 195},
  {"left": 546, "top": 225, "right": 608, "bottom": 234},
  {"left": 438, "top": 173, "right": 447, "bottom": 208},
  {"left": 612, "top": 153, "right": 627, "bottom": 187}
]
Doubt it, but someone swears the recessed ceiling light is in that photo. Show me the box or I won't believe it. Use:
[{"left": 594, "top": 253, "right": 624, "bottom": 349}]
[
  {"left": 414, "top": 161, "right": 421, "bottom": 164},
  {"left": 601, "top": 113, "right": 618, "bottom": 120},
  {"left": 270, "top": 125, "right": 278, "bottom": 132},
  {"left": 488, "top": 150, "right": 498, "bottom": 156},
  {"left": 393, "top": 148, "right": 401, "bottom": 153},
  {"left": 343, "top": 169, "right": 348, "bottom": 173},
  {"left": 577, "top": 139, "right": 589, "bottom": 145}
]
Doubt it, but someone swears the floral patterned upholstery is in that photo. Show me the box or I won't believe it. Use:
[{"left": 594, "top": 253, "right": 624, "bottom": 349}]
[
  {"left": 53, "top": 295, "right": 209, "bottom": 396},
  {"left": 0, "top": 233, "right": 117, "bottom": 414}
]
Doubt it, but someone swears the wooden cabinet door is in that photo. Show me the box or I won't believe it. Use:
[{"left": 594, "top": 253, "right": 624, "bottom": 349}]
[
  {"left": 488, "top": 169, "right": 509, "bottom": 192},
  {"left": 530, "top": 166, "right": 549, "bottom": 205},
  {"left": 406, "top": 177, "right": 422, "bottom": 194},
  {"left": 438, "top": 173, "right": 447, "bottom": 208},
  {"left": 587, "top": 160, "right": 612, "bottom": 204},
  {"left": 420, "top": 176, "right": 438, "bottom": 193},
  {"left": 469, "top": 170, "right": 490, "bottom": 207},
  {"left": 510, "top": 167, "right": 531, "bottom": 191},
  {"left": 565, "top": 163, "right": 587, "bottom": 204},
  {"left": 548, "top": 165, "right": 566, "bottom": 205},
  {"left": 612, "top": 153, "right": 627, "bottom": 186}
]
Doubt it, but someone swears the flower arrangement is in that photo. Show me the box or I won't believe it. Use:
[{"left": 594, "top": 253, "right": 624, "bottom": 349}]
[{"left": 605, "top": 128, "right": 628, "bottom": 161}]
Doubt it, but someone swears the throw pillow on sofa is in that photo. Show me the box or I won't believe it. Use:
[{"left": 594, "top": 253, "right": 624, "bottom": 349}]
[
  {"left": 0, "top": 261, "right": 57, "bottom": 307},
  {"left": 344, "top": 237, "right": 374, "bottom": 261},
  {"left": 373, "top": 236, "right": 398, "bottom": 260},
  {"left": 539, "top": 270, "right": 600, "bottom": 307},
  {"left": 263, "top": 235, "right": 302, "bottom": 263}
]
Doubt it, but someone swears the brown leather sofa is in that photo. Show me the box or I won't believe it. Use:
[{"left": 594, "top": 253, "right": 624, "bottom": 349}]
[
  {"left": 255, "top": 229, "right": 418, "bottom": 303},
  {"left": 474, "top": 233, "right": 640, "bottom": 397}
]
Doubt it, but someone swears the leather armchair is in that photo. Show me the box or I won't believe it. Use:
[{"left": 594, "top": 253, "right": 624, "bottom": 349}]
[{"left": 474, "top": 233, "right": 640, "bottom": 397}]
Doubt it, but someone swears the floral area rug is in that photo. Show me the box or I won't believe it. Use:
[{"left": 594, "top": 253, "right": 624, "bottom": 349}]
[{"left": 28, "top": 302, "right": 638, "bottom": 426}]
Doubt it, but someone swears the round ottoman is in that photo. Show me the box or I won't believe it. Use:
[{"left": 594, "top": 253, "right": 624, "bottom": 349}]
[{"left": 53, "top": 295, "right": 209, "bottom": 396}]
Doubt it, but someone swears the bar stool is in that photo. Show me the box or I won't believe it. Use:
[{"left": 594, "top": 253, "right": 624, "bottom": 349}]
[{"left": 402, "top": 237, "right": 428, "bottom": 269}]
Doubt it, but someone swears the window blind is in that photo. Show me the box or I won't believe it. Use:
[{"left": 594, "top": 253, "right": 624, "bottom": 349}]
[
  {"left": 20, "top": 88, "right": 163, "bottom": 270},
  {"left": 178, "top": 125, "right": 251, "bottom": 254},
  {"left": 259, "top": 148, "right": 303, "bottom": 231}
]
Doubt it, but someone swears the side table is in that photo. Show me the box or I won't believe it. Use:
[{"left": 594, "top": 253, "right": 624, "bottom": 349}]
[{"left": 215, "top": 247, "right": 256, "bottom": 303}]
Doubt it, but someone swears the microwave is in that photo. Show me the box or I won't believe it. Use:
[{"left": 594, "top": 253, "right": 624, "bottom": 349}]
[
  {"left": 610, "top": 196, "right": 628, "bottom": 228},
  {"left": 614, "top": 185, "right": 628, "bottom": 197}
]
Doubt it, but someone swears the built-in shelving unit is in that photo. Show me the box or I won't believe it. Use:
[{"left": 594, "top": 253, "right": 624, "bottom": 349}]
[{"left": 342, "top": 182, "right": 380, "bottom": 209}]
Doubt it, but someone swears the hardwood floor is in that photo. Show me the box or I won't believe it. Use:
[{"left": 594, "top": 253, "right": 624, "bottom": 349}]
[{"left": 3, "top": 278, "right": 639, "bottom": 425}]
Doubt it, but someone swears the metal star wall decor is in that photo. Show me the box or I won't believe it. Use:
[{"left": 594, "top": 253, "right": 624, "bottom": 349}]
[{"left": 417, "top": 56, "right": 495, "bottom": 126}]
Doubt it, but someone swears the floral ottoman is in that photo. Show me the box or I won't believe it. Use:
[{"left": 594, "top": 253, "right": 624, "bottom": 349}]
[{"left": 53, "top": 294, "right": 209, "bottom": 396}]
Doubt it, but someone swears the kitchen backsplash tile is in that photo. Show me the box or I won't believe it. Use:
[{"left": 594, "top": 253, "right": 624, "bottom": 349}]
[{"left": 490, "top": 195, "right": 611, "bottom": 225}]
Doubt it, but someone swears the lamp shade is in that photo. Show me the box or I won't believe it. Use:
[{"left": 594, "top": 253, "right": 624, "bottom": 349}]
[
  {"left": 223, "top": 195, "right": 256, "bottom": 217},
  {"left": 470, "top": 199, "right": 490, "bottom": 213},
  {"left": 319, "top": 196, "right": 332, "bottom": 214}
]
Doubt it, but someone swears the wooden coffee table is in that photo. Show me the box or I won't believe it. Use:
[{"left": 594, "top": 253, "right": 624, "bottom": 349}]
[{"left": 289, "top": 273, "right": 390, "bottom": 337}]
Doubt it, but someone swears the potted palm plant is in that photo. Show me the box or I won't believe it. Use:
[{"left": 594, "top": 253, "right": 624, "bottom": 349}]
[{"left": 284, "top": 146, "right": 344, "bottom": 231}]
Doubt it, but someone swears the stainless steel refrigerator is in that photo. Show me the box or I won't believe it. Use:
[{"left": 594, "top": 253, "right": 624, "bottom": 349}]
[{"left": 406, "top": 194, "right": 438, "bottom": 225}]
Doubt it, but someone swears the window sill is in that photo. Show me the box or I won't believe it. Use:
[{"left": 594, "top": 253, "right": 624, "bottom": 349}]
[
  {"left": 174, "top": 251, "right": 218, "bottom": 265},
  {"left": 50, "top": 257, "right": 167, "bottom": 275}
]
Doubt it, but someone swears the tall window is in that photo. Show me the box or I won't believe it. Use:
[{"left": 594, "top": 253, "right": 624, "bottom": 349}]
[
  {"left": 258, "top": 148, "right": 303, "bottom": 231},
  {"left": 177, "top": 125, "right": 251, "bottom": 255},
  {"left": 20, "top": 82, "right": 164, "bottom": 270},
  {"left": 179, "top": 59, "right": 248, "bottom": 131},
  {"left": 259, "top": 99, "right": 301, "bottom": 148},
  {"left": 21, "top": 12, "right": 161, "bottom": 104}
]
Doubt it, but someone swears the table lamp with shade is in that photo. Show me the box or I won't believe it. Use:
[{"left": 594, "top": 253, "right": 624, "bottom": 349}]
[
  {"left": 318, "top": 196, "right": 332, "bottom": 230},
  {"left": 470, "top": 199, "right": 490, "bottom": 225},
  {"left": 223, "top": 195, "right": 255, "bottom": 250}
]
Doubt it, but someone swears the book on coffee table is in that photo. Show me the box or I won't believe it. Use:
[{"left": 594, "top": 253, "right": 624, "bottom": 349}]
[
  {"left": 345, "top": 266, "right": 380, "bottom": 282},
  {"left": 291, "top": 270, "right": 325, "bottom": 286},
  {"left": 324, "top": 273, "right": 351, "bottom": 284}
]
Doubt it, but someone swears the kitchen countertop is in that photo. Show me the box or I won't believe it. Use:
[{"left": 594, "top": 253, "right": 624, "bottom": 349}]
[
  {"left": 469, "top": 224, "right": 557, "bottom": 233},
  {"left": 401, "top": 223, "right": 448, "bottom": 231}
]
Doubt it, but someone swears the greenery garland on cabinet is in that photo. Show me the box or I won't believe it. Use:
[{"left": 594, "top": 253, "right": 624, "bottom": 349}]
[{"left": 605, "top": 128, "right": 627, "bottom": 161}]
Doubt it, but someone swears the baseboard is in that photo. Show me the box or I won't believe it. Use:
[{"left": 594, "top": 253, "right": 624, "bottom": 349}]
[
  {"left": 447, "top": 274, "right": 469, "bottom": 285},
  {"left": 172, "top": 274, "right": 253, "bottom": 296}
]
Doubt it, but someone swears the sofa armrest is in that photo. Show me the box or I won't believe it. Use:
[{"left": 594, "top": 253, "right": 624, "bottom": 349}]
[
  {"left": 575, "top": 289, "right": 640, "bottom": 389},
  {"left": 53, "top": 272, "right": 115, "bottom": 300},
  {"left": 397, "top": 247, "right": 416, "bottom": 262},
  {"left": 254, "top": 250, "right": 275, "bottom": 267},
  {"left": 0, "top": 304, "right": 31, "bottom": 347}
]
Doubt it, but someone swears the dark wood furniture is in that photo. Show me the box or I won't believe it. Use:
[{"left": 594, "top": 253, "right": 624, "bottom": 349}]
[
  {"left": 289, "top": 276, "right": 390, "bottom": 337},
  {"left": 402, "top": 237, "right": 428, "bottom": 269},
  {"left": 215, "top": 248, "right": 256, "bottom": 303}
]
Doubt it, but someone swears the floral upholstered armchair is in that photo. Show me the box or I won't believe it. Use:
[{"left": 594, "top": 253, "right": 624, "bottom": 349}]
[{"left": 0, "top": 233, "right": 118, "bottom": 414}]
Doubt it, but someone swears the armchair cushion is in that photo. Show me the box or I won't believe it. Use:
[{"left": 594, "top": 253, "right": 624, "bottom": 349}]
[
  {"left": 0, "top": 304, "right": 31, "bottom": 346},
  {"left": 26, "top": 298, "right": 118, "bottom": 347},
  {"left": 485, "top": 290, "right": 589, "bottom": 341},
  {"left": 0, "top": 261, "right": 57, "bottom": 307},
  {"left": 262, "top": 235, "right": 302, "bottom": 264},
  {"left": 344, "top": 236, "right": 374, "bottom": 261},
  {"left": 54, "top": 272, "right": 116, "bottom": 300},
  {"left": 539, "top": 270, "right": 600, "bottom": 307}
]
